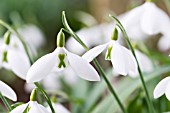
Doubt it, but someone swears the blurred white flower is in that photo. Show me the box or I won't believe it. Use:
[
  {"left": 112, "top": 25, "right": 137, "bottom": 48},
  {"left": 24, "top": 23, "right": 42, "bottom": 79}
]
[
  {"left": 47, "top": 103, "right": 70, "bottom": 113},
  {"left": 0, "top": 32, "right": 31, "bottom": 79},
  {"left": 121, "top": 2, "right": 170, "bottom": 50},
  {"left": 154, "top": 77, "right": 170, "bottom": 100},
  {"left": 128, "top": 50, "right": 153, "bottom": 78},
  {"left": 10, "top": 101, "right": 49, "bottom": 113},
  {"left": 82, "top": 39, "right": 137, "bottom": 76},
  {"left": 27, "top": 30, "right": 100, "bottom": 83},
  {"left": 0, "top": 80, "right": 17, "bottom": 101},
  {"left": 11, "top": 24, "right": 46, "bottom": 56}
]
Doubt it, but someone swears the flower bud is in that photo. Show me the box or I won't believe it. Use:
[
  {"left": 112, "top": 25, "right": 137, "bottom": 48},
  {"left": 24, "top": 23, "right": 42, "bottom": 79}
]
[
  {"left": 111, "top": 27, "right": 118, "bottom": 41},
  {"left": 57, "top": 29, "right": 65, "bottom": 47},
  {"left": 30, "top": 88, "right": 37, "bottom": 101},
  {"left": 4, "top": 31, "right": 11, "bottom": 45}
]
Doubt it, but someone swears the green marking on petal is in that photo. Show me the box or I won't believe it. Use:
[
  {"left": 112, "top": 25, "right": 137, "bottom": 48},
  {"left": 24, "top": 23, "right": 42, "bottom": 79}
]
[
  {"left": 2, "top": 51, "right": 8, "bottom": 62},
  {"left": 58, "top": 54, "right": 66, "bottom": 68},
  {"left": 105, "top": 46, "right": 113, "bottom": 60}
]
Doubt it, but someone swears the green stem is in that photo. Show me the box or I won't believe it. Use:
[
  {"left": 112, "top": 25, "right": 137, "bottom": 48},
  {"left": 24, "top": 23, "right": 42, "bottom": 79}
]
[
  {"left": 0, "top": 20, "right": 55, "bottom": 113},
  {"left": 110, "top": 15, "right": 155, "bottom": 113},
  {"left": 93, "top": 59, "right": 128, "bottom": 113},
  {"left": 0, "top": 93, "right": 12, "bottom": 111},
  {"left": 35, "top": 83, "right": 55, "bottom": 113},
  {"left": 62, "top": 11, "right": 128, "bottom": 113}
]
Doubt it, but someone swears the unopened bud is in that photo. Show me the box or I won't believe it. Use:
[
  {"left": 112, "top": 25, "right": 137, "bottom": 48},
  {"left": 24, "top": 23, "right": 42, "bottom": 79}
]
[{"left": 57, "top": 29, "right": 65, "bottom": 47}]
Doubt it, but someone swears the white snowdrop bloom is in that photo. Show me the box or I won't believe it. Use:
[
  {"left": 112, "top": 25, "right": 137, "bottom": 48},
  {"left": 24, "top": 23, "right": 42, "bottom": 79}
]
[
  {"left": 11, "top": 88, "right": 50, "bottom": 113},
  {"left": 47, "top": 103, "right": 70, "bottom": 113},
  {"left": 82, "top": 28, "right": 137, "bottom": 75},
  {"left": 154, "top": 77, "right": 170, "bottom": 100},
  {"left": 27, "top": 30, "right": 100, "bottom": 83},
  {"left": 0, "top": 32, "right": 31, "bottom": 79},
  {"left": 10, "top": 101, "right": 50, "bottom": 113},
  {"left": 128, "top": 50, "right": 153, "bottom": 78},
  {"left": 0, "top": 80, "right": 17, "bottom": 101},
  {"left": 122, "top": 1, "right": 170, "bottom": 39}
]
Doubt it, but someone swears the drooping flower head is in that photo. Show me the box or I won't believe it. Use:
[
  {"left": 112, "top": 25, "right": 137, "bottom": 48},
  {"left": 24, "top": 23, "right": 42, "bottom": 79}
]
[
  {"left": 27, "top": 29, "right": 100, "bottom": 83},
  {"left": 10, "top": 88, "right": 50, "bottom": 113},
  {"left": 82, "top": 27, "right": 137, "bottom": 75},
  {"left": 0, "top": 31, "right": 30, "bottom": 79}
]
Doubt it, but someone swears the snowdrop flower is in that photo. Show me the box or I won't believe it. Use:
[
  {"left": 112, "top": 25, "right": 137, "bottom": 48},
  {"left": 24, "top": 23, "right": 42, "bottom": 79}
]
[
  {"left": 128, "top": 50, "right": 153, "bottom": 78},
  {"left": 154, "top": 77, "right": 170, "bottom": 100},
  {"left": 47, "top": 103, "right": 70, "bottom": 113},
  {"left": 82, "top": 28, "right": 137, "bottom": 75},
  {"left": 0, "top": 31, "right": 30, "bottom": 79},
  {"left": 27, "top": 29, "right": 100, "bottom": 83},
  {"left": 121, "top": 1, "right": 170, "bottom": 50},
  {"left": 10, "top": 88, "right": 50, "bottom": 113},
  {"left": 0, "top": 80, "right": 17, "bottom": 101}
]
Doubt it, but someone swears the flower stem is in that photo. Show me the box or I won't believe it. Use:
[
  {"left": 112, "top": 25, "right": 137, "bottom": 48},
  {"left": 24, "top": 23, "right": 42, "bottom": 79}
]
[
  {"left": 0, "top": 20, "right": 56, "bottom": 113},
  {"left": 35, "top": 83, "right": 55, "bottom": 113},
  {"left": 110, "top": 15, "right": 155, "bottom": 113},
  {"left": 93, "top": 59, "right": 128, "bottom": 113},
  {"left": 62, "top": 11, "right": 128, "bottom": 113},
  {"left": 0, "top": 93, "right": 12, "bottom": 111}
]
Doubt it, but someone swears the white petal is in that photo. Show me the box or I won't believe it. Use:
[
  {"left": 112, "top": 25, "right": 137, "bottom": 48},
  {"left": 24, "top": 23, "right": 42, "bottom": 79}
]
[
  {"left": 165, "top": 81, "right": 170, "bottom": 101},
  {"left": 10, "top": 103, "right": 28, "bottom": 113},
  {"left": 26, "top": 50, "right": 58, "bottom": 83},
  {"left": 47, "top": 103, "right": 70, "bottom": 113},
  {"left": 121, "top": 4, "right": 148, "bottom": 40},
  {"left": 7, "top": 49, "right": 31, "bottom": 80},
  {"left": 65, "top": 50, "right": 100, "bottom": 81},
  {"left": 158, "top": 35, "right": 170, "bottom": 51},
  {"left": 24, "top": 83, "right": 35, "bottom": 93},
  {"left": 0, "top": 81, "right": 17, "bottom": 101},
  {"left": 29, "top": 101, "right": 50, "bottom": 113},
  {"left": 154, "top": 77, "right": 170, "bottom": 99},
  {"left": 82, "top": 42, "right": 109, "bottom": 62},
  {"left": 140, "top": 2, "right": 170, "bottom": 35},
  {"left": 111, "top": 42, "right": 131, "bottom": 75}
]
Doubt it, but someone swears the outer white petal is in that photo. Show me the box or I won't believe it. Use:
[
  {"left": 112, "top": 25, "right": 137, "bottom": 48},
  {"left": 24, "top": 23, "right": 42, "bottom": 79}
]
[
  {"left": 0, "top": 81, "right": 17, "bottom": 101},
  {"left": 165, "top": 81, "right": 170, "bottom": 101},
  {"left": 7, "top": 49, "right": 31, "bottom": 80},
  {"left": 82, "top": 42, "right": 109, "bottom": 62},
  {"left": 47, "top": 103, "right": 70, "bottom": 113},
  {"left": 65, "top": 49, "right": 100, "bottom": 81},
  {"left": 141, "top": 2, "right": 170, "bottom": 35},
  {"left": 121, "top": 4, "right": 148, "bottom": 40},
  {"left": 26, "top": 49, "right": 58, "bottom": 83},
  {"left": 10, "top": 103, "right": 28, "bottom": 113},
  {"left": 24, "top": 83, "right": 35, "bottom": 93},
  {"left": 154, "top": 77, "right": 170, "bottom": 99},
  {"left": 29, "top": 101, "right": 50, "bottom": 113},
  {"left": 111, "top": 42, "right": 131, "bottom": 75}
]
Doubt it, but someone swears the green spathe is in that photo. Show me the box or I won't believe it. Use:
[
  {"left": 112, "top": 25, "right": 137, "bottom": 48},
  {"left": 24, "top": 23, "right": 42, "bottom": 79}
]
[
  {"left": 57, "top": 29, "right": 65, "bottom": 47},
  {"left": 111, "top": 27, "right": 118, "bottom": 41},
  {"left": 4, "top": 31, "right": 11, "bottom": 45},
  {"left": 30, "top": 88, "right": 37, "bottom": 101}
]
